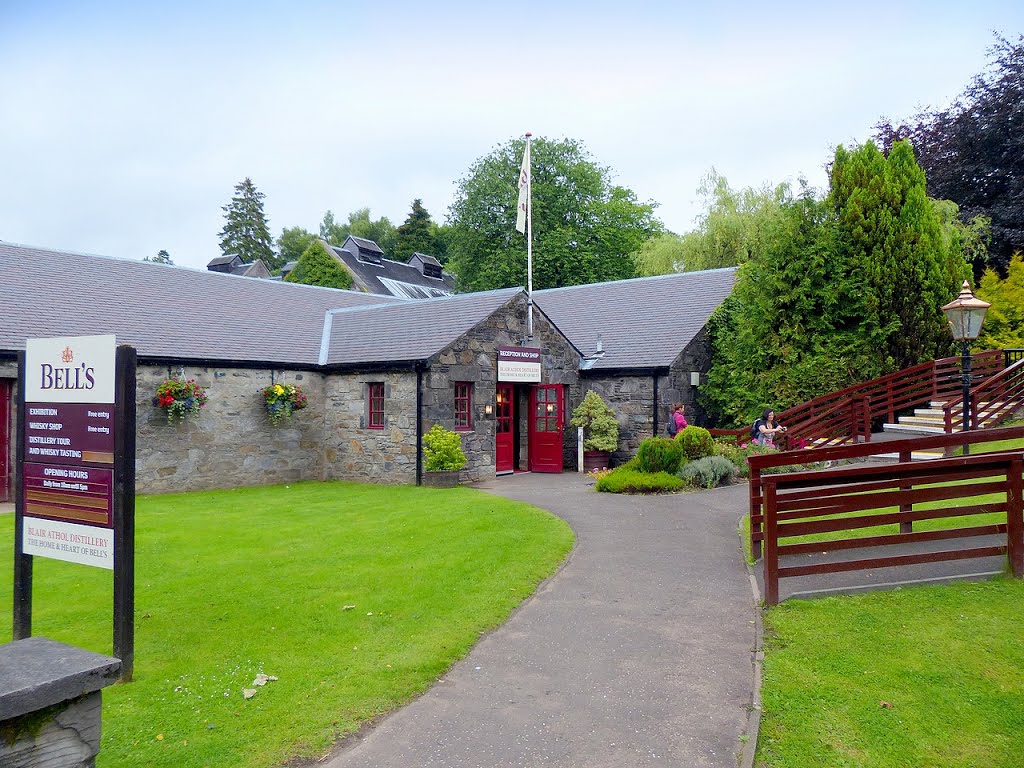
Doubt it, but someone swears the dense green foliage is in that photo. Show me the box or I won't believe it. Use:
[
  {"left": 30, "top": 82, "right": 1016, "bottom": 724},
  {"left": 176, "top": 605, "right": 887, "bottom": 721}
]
[
  {"left": 759, "top": 580, "right": 1024, "bottom": 768},
  {"left": 422, "top": 423, "right": 467, "bottom": 472},
  {"left": 635, "top": 171, "right": 791, "bottom": 276},
  {"left": 677, "top": 455, "right": 735, "bottom": 488},
  {"left": 284, "top": 240, "right": 353, "bottom": 290},
  {"left": 676, "top": 425, "right": 715, "bottom": 460},
  {"left": 394, "top": 199, "right": 443, "bottom": 262},
  {"left": 595, "top": 468, "right": 684, "bottom": 494},
  {"left": 570, "top": 390, "right": 620, "bottom": 452},
  {"left": 275, "top": 226, "right": 317, "bottom": 268},
  {"left": 634, "top": 437, "right": 684, "bottom": 474},
  {"left": 0, "top": 482, "right": 573, "bottom": 768},
  {"left": 977, "top": 253, "right": 1024, "bottom": 349},
  {"left": 218, "top": 177, "right": 279, "bottom": 268},
  {"left": 875, "top": 34, "right": 1024, "bottom": 273},
  {"left": 701, "top": 142, "right": 972, "bottom": 426},
  {"left": 320, "top": 208, "right": 397, "bottom": 256},
  {"left": 447, "top": 136, "right": 661, "bottom": 291}
]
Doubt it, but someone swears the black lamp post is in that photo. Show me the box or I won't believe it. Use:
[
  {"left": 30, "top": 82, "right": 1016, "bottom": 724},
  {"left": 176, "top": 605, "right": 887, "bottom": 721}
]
[{"left": 941, "top": 280, "right": 990, "bottom": 444}]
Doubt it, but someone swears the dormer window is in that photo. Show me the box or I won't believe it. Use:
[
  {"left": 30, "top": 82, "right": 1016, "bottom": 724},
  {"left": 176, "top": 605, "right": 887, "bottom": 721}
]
[{"left": 423, "top": 263, "right": 443, "bottom": 279}]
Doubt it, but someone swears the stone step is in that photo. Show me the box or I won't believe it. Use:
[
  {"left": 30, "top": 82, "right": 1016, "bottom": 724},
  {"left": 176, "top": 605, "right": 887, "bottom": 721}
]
[{"left": 873, "top": 450, "right": 947, "bottom": 461}]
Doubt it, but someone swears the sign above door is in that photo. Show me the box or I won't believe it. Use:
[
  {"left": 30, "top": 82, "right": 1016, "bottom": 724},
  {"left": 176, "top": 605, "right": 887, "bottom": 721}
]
[{"left": 497, "top": 346, "right": 541, "bottom": 383}]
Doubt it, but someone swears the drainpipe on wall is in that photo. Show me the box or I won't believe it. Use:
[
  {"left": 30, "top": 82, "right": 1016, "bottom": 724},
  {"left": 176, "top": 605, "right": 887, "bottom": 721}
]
[
  {"left": 652, "top": 374, "right": 659, "bottom": 437},
  {"left": 415, "top": 363, "right": 424, "bottom": 486}
]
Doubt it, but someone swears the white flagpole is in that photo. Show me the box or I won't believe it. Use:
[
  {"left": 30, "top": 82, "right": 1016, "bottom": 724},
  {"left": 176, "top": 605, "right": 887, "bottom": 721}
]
[{"left": 525, "top": 132, "right": 534, "bottom": 341}]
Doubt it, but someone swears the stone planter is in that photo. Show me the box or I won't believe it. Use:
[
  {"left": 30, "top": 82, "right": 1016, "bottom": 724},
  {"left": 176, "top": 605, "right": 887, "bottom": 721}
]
[
  {"left": 583, "top": 451, "right": 611, "bottom": 472},
  {"left": 422, "top": 470, "right": 461, "bottom": 488}
]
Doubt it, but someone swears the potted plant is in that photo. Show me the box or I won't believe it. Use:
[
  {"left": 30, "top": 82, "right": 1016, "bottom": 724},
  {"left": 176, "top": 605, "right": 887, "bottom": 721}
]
[
  {"left": 422, "top": 424, "right": 467, "bottom": 487},
  {"left": 261, "top": 383, "right": 308, "bottom": 426},
  {"left": 153, "top": 376, "right": 208, "bottom": 423},
  {"left": 571, "top": 390, "right": 620, "bottom": 471}
]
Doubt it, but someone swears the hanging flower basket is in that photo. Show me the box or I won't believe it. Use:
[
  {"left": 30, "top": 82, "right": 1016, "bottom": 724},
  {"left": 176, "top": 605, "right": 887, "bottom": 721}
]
[
  {"left": 261, "top": 383, "right": 308, "bottom": 426},
  {"left": 153, "top": 377, "right": 208, "bottom": 423}
]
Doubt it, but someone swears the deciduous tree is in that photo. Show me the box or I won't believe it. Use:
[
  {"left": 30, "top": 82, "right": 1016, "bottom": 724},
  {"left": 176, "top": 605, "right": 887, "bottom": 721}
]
[
  {"left": 447, "top": 136, "right": 661, "bottom": 291},
  {"left": 319, "top": 208, "right": 397, "bottom": 257},
  {"left": 276, "top": 226, "right": 317, "bottom": 268},
  {"left": 875, "top": 34, "right": 1023, "bottom": 273}
]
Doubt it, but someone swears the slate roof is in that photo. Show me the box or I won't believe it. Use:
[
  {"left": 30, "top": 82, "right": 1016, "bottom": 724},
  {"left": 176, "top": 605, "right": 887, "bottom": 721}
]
[
  {"left": 322, "top": 288, "right": 522, "bottom": 366},
  {"left": 328, "top": 243, "right": 456, "bottom": 299},
  {"left": 533, "top": 268, "right": 737, "bottom": 370},
  {"left": 0, "top": 242, "right": 401, "bottom": 366}
]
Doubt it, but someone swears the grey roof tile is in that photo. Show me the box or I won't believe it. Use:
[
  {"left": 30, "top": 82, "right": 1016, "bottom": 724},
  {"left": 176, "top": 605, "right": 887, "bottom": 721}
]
[
  {"left": 0, "top": 242, "right": 401, "bottom": 365},
  {"left": 329, "top": 244, "right": 456, "bottom": 298},
  {"left": 324, "top": 288, "right": 522, "bottom": 365},
  {"left": 533, "top": 268, "right": 737, "bottom": 370}
]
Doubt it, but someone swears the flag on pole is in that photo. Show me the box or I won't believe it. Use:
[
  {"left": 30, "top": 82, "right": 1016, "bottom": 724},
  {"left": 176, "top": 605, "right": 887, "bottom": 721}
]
[{"left": 515, "top": 141, "right": 530, "bottom": 234}]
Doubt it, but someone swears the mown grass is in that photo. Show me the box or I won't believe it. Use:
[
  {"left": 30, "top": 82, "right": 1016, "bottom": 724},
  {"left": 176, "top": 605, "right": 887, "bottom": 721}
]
[
  {"left": 0, "top": 481, "right": 574, "bottom": 768},
  {"left": 758, "top": 578, "right": 1024, "bottom": 767}
]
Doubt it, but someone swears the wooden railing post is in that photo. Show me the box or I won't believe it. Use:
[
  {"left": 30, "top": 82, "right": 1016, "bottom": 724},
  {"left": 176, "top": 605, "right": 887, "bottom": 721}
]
[
  {"left": 750, "top": 465, "right": 762, "bottom": 561},
  {"left": 899, "top": 450, "right": 912, "bottom": 534},
  {"left": 1008, "top": 457, "right": 1024, "bottom": 578},
  {"left": 763, "top": 478, "right": 779, "bottom": 606}
]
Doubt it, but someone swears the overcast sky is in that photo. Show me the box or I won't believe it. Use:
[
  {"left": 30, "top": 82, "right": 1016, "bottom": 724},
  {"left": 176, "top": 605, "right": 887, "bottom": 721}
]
[{"left": 2, "top": 1, "right": 1022, "bottom": 271}]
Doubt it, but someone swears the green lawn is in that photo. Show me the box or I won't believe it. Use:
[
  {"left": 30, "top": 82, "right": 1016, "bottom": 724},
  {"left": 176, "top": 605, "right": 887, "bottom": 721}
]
[
  {"left": 0, "top": 481, "right": 574, "bottom": 767},
  {"left": 758, "top": 579, "right": 1024, "bottom": 767}
]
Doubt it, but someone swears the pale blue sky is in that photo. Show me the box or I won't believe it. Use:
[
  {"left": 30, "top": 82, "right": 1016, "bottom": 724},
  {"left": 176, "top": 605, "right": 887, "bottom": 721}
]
[{"left": 2, "top": 1, "right": 1022, "bottom": 270}]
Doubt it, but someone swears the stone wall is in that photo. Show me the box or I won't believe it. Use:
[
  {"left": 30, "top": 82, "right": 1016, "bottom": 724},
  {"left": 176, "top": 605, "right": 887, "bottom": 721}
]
[
  {"left": 425, "top": 293, "right": 579, "bottom": 482},
  {"left": 136, "top": 364, "right": 326, "bottom": 493},
  {"left": 577, "top": 331, "right": 714, "bottom": 466},
  {"left": 322, "top": 372, "right": 419, "bottom": 484}
]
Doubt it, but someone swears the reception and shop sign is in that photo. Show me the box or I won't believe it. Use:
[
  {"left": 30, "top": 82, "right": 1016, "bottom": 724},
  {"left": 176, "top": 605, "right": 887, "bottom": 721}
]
[{"left": 498, "top": 346, "right": 542, "bottom": 383}]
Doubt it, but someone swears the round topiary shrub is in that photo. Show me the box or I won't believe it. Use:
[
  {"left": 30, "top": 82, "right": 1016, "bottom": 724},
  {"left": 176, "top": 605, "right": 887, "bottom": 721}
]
[
  {"left": 676, "top": 426, "right": 715, "bottom": 460},
  {"left": 678, "top": 455, "right": 736, "bottom": 489},
  {"left": 634, "top": 436, "right": 684, "bottom": 474}
]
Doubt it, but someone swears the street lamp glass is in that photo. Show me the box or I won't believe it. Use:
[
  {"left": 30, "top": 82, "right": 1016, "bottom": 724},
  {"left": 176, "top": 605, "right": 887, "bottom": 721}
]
[{"left": 941, "top": 280, "right": 990, "bottom": 341}]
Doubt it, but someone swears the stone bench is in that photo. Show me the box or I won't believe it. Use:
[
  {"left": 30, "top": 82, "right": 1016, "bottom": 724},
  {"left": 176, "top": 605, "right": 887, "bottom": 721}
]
[{"left": 0, "top": 637, "right": 121, "bottom": 768}]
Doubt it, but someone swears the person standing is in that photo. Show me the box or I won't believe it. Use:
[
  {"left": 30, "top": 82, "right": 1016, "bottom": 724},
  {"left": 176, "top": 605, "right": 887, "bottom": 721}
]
[{"left": 667, "top": 402, "right": 688, "bottom": 437}]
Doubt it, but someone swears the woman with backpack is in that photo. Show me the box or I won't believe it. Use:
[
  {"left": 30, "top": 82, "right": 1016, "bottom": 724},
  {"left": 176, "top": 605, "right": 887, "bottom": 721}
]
[
  {"left": 752, "top": 408, "right": 786, "bottom": 448},
  {"left": 667, "top": 402, "right": 688, "bottom": 437}
]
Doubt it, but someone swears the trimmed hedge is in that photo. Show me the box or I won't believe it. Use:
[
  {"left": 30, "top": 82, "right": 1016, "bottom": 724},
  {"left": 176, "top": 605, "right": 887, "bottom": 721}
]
[
  {"left": 677, "top": 426, "right": 715, "bottom": 460},
  {"left": 635, "top": 436, "right": 684, "bottom": 474},
  {"left": 596, "top": 469, "right": 684, "bottom": 494}
]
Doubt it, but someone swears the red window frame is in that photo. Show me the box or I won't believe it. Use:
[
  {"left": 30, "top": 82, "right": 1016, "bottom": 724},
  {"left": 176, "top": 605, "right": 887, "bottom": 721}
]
[
  {"left": 454, "top": 382, "right": 473, "bottom": 430},
  {"left": 368, "top": 382, "right": 385, "bottom": 429}
]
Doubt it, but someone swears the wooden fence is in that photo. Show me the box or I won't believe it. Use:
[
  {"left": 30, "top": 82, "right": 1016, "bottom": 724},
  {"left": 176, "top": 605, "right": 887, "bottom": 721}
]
[
  {"left": 747, "top": 424, "right": 1024, "bottom": 560},
  {"left": 762, "top": 451, "right": 1024, "bottom": 606}
]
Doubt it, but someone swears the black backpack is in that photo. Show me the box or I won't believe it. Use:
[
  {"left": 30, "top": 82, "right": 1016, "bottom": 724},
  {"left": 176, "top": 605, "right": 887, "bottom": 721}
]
[
  {"left": 750, "top": 419, "right": 763, "bottom": 440},
  {"left": 666, "top": 417, "right": 678, "bottom": 437}
]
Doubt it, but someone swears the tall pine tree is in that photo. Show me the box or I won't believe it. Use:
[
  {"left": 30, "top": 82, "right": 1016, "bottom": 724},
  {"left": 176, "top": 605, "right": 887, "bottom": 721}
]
[
  {"left": 394, "top": 199, "right": 438, "bottom": 261},
  {"left": 218, "top": 178, "right": 278, "bottom": 267}
]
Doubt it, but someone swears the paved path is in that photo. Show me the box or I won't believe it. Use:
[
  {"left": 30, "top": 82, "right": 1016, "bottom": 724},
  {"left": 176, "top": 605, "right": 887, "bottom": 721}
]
[{"left": 322, "top": 473, "right": 757, "bottom": 768}]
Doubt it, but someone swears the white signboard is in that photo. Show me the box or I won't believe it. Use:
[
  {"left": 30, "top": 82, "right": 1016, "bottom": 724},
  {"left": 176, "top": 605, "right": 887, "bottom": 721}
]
[
  {"left": 498, "top": 346, "right": 542, "bottom": 383},
  {"left": 25, "top": 335, "right": 116, "bottom": 404},
  {"left": 22, "top": 517, "right": 114, "bottom": 570}
]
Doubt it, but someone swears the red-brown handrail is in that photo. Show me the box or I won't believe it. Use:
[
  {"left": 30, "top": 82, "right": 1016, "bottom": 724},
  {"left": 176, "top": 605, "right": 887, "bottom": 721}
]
[
  {"left": 711, "top": 350, "right": 1005, "bottom": 448},
  {"left": 972, "top": 358, "right": 1024, "bottom": 430},
  {"left": 747, "top": 424, "right": 1024, "bottom": 560}
]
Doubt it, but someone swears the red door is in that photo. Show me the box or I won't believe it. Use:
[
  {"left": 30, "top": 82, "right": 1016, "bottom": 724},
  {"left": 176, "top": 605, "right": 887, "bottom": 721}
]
[
  {"left": 0, "top": 379, "right": 10, "bottom": 502},
  {"left": 529, "top": 384, "right": 564, "bottom": 473},
  {"left": 495, "top": 384, "right": 514, "bottom": 474}
]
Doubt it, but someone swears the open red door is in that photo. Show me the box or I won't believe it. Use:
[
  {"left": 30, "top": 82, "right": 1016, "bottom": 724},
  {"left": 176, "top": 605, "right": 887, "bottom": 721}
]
[
  {"left": 529, "top": 384, "right": 563, "bottom": 473},
  {"left": 495, "top": 384, "right": 514, "bottom": 474},
  {"left": 0, "top": 379, "right": 10, "bottom": 502}
]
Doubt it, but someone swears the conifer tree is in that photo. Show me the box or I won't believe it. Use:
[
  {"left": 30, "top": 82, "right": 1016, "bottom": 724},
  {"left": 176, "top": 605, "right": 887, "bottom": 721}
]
[
  {"left": 218, "top": 178, "right": 278, "bottom": 267},
  {"left": 394, "top": 199, "right": 438, "bottom": 261},
  {"left": 284, "top": 240, "right": 353, "bottom": 290}
]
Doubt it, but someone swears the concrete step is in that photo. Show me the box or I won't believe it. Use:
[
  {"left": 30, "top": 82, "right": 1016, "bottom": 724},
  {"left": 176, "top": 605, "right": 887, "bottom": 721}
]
[
  {"left": 899, "top": 415, "right": 946, "bottom": 427},
  {"left": 914, "top": 408, "right": 945, "bottom": 418},
  {"left": 882, "top": 422, "right": 946, "bottom": 435},
  {"left": 873, "top": 450, "right": 947, "bottom": 461}
]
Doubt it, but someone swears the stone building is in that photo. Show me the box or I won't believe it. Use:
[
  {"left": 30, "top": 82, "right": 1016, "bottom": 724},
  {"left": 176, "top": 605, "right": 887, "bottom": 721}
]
[{"left": 0, "top": 242, "right": 732, "bottom": 497}]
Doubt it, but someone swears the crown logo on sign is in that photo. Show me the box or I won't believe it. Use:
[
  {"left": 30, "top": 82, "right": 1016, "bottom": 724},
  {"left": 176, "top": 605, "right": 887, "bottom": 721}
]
[{"left": 61, "top": 346, "right": 74, "bottom": 364}]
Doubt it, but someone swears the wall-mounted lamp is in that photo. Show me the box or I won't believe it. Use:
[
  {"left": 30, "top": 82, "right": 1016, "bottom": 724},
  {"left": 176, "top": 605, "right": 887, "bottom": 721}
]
[{"left": 484, "top": 403, "right": 494, "bottom": 416}]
